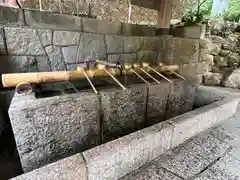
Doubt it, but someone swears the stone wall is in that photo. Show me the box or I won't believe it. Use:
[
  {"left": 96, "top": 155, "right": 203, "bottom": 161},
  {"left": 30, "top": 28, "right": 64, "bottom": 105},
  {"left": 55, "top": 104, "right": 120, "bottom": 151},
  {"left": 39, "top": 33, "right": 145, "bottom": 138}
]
[
  {"left": 0, "top": 6, "right": 208, "bottom": 85},
  {"left": 19, "top": 0, "right": 185, "bottom": 24}
]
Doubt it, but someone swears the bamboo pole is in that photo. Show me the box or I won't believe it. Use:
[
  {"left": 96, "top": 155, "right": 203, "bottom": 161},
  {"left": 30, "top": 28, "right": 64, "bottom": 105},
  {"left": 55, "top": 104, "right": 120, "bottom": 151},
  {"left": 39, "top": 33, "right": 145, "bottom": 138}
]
[{"left": 1, "top": 65, "right": 179, "bottom": 88}]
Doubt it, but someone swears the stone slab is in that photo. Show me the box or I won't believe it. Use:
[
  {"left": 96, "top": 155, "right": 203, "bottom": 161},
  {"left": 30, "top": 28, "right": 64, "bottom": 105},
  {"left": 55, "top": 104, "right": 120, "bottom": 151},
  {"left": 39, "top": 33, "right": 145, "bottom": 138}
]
[
  {"left": 12, "top": 153, "right": 87, "bottom": 180},
  {"left": 36, "top": 56, "right": 51, "bottom": 72},
  {"left": 82, "top": 18, "right": 122, "bottom": 35},
  {"left": 168, "top": 97, "right": 239, "bottom": 148},
  {"left": 194, "top": 86, "right": 225, "bottom": 108},
  {"left": 137, "top": 51, "right": 157, "bottom": 65},
  {"left": 25, "top": 10, "right": 82, "bottom": 31},
  {"left": 195, "top": 154, "right": 240, "bottom": 180},
  {"left": 157, "top": 132, "right": 229, "bottom": 179},
  {"left": 123, "top": 36, "right": 144, "bottom": 53},
  {"left": 120, "top": 162, "right": 182, "bottom": 180},
  {"left": 62, "top": 46, "right": 78, "bottom": 64},
  {"left": 83, "top": 121, "right": 173, "bottom": 180},
  {"left": 146, "top": 83, "right": 170, "bottom": 126},
  {"left": 79, "top": 33, "right": 106, "bottom": 61},
  {"left": 45, "top": 45, "right": 66, "bottom": 71},
  {"left": 105, "top": 35, "right": 123, "bottom": 54},
  {"left": 37, "top": 29, "right": 52, "bottom": 47},
  {"left": 165, "top": 81, "right": 196, "bottom": 120},
  {"left": 5, "top": 27, "right": 45, "bottom": 55},
  {"left": 0, "top": 28, "right": 6, "bottom": 54},
  {"left": 9, "top": 92, "right": 100, "bottom": 172},
  {"left": 0, "top": 6, "right": 24, "bottom": 26},
  {"left": 100, "top": 84, "right": 147, "bottom": 142},
  {"left": 53, "top": 31, "right": 81, "bottom": 46},
  {"left": 122, "top": 23, "right": 156, "bottom": 37}
]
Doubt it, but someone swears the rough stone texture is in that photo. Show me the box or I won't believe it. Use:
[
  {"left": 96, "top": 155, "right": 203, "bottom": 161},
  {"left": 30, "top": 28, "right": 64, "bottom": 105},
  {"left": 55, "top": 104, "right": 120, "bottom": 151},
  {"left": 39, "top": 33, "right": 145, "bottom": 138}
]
[
  {"left": 120, "top": 162, "right": 182, "bottom": 180},
  {"left": 53, "top": 31, "right": 81, "bottom": 46},
  {"left": 45, "top": 45, "right": 66, "bottom": 71},
  {"left": 195, "top": 154, "right": 240, "bottom": 180},
  {"left": 142, "top": 37, "right": 160, "bottom": 52},
  {"left": 82, "top": 18, "right": 122, "bottom": 35},
  {"left": 165, "top": 81, "right": 196, "bottom": 120},
  {"left": 194, "top": 86, "right": 225, "bottom": 108},
  {"left": 169, "top": 98, "right": 239, "bottom": 148},
  {"left": 100, "top": 85, "right": 147, "bottom": 142},
  {"left": 0, "top": 56, "right": 38, "bottom": 73},
  {"left": 105, "top": 35, "right": 123, "bottom": 54},
  {"left": 124, "top": 36, "right": 144, "bottom": 53},
  {"left": 83, "top": 121, "right": 173, "bottom": 180},
  {"left": 37, "top": 29, "right": 52, "bottom": 47},
  {"left": 122, "top": 23, "right": 156, "bottom": 37},
  {"left": 0, "top": 6, "right": 24, "bottom": 26},
  {"left": 121, "top": 53, "right": 137, "bottom": 63},
  {"left": 12, "top": 154, "right": 87, "bottom": 180},
  {"left": 158, "top": 132, "right": 230, "bottom": 179},
  {"left": 9, "top": 92, "right": 100, "bottom": 172},
  {"left": 224, "top": 69, "right": 240, "bottom": 89},
  {"left": 5, "top": 27, "right": 45, "bottom": 55},
  {"left": 79, "top": 33, "right": 106, "bottom": 61},
  {"left": 204, "top": 72, "right": 223, "bottom": 86},
  {"left": 62, "top": 46, "right": 78, "bottom": 64},
  {"left": 25, "top": 10, "right": 82, "bottom": 30},
  {"left": 180, "top": 62, "right": 209, "bottom": 76},
  {"left": 147, "top": 83, "right": 170, "bottom": 126},
  {"left": 0, "top": 28, "right": 6, "bottom": 54},
  {"left": 170, "top": 37, "right": 200, "bottom": 64},
  {"left": 36, "top": 58, "right": 50, "bottom": 73},
  {"left": 137, "top": 51, "right": 157, "bottom": 65}
]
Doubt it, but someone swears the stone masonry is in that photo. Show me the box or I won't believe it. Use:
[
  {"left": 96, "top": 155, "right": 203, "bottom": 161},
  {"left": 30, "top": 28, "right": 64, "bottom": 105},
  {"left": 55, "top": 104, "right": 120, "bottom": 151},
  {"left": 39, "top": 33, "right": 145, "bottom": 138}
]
[{"left": 0, "top": 6, "right": 208, "bottom": 86}]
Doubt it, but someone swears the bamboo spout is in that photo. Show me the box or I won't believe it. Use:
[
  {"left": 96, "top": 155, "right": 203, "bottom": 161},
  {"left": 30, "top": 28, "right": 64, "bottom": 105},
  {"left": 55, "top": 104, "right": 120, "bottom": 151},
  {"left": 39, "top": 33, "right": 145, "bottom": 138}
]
[{"left": 1, "top": 64, "right": 179, "bottom": 88}]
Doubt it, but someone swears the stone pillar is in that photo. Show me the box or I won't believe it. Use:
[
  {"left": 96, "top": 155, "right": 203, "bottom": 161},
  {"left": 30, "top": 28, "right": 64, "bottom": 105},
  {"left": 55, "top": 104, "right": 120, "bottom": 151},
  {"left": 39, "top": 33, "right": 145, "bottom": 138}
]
[{"left": 156, "top": 0, "right": 173, "bottom": 35}]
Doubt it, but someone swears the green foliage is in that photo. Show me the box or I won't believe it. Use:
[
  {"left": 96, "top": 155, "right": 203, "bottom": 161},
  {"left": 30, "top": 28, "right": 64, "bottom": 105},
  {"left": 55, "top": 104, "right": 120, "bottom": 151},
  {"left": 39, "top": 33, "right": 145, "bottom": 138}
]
[
  {"left": 182, "top": 0, "right": 213, "bottom": 24},
  {"left": 222, "top": 0, "right": 240, "bottom": 22}
]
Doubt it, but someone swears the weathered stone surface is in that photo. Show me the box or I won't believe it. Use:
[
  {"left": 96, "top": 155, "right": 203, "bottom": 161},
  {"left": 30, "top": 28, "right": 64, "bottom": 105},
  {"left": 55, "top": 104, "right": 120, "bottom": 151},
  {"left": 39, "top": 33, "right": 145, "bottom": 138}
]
[
  {"left": 180, "top": 63, "right": 208, "bottom": 76},
  {"left": 0, "top": 6, "right": 24, "bottom": 26},
  {"left": 137, "top": 51, "right": 157, "bottom": 65},
  {"left": 45, "top": 45, "right": 66, "bottom": 71},
  {"left": 107, "top": 54, "right": 122, "bottom": 64},
  {"left": 66, "top": 64, "right": 77, "bottom": 71},
  {"left": 82, "top": 18, "right": 122, "bottom": 35},
  {"left": 228, "top": 52, "right": 240, "bottom": 67},
  {"left": 201, "top": 54, "right": 214, "bottom": 65},
  {"left": 171, "top": 37, "right": 199, "bottom": 64},
  {"left": 53, "top": 31, "right": 80, "bottom": 46},
  {"left": 120, "top": 162, "right": 182, "bottom": 180},
  {"left": 158, "top": 132, "right": 230, "bottom": 179},
  {"left": 124, "top": 36, "right": 144, "bottom": 53},
  {"left": 5, "top": 27, "right": 45, "bottom": 55},
  {"left": 79, "top": 33, "right": 106, "bottom": 61},
  {"left": 147, "top": 83, "right": 170, "bottom": 126},
  {"left": 194, "top": 86, "right": 225, "bottom": 108},
  {"left": 142, "top": 37, "right": 160, "bottom": 51},
  {"left": 195, "top": 155, "right": 240, "bottom": 180},
  {"left": 37, "top": 29, "right": 52, "bottom": 47},
  {"left": 105, "top": 35, "right": 123, "bottom": 54},
  {"left": 211, "top": 43, "right": 221, "bottom": 55},
  {"left": 0, "top": 28, "right": 6, "bottom": 54},
  {"left": 62, "top": 46, "right": 78, "bottom": 64},
  {"left": 36, "top": 56, "right": 51, "bottom": 72},
  {"left": 219, "top": 49, "right": 231, "bottom": 56},
  {"left": 0, "top": 56, "right": 38, "bottom": 73},
  {"left": 100, "top": 85, "right": 147, "bottom": 142},
  {"left": 121, "top": 53, "right": 137, "bottom": 63},
  {"left": 83, "top": 121, "right": 173, "bottom": 180},
  {"left": 9, "top": 92, "right": 100, "bottom": 172},
  {"left": 165, "top": 81, "right": 195, "bottom": 119},
  {"left": 199, "top": 38, "right": 213, "bottom": 50},
  {"left": 224, "top": 69, "right": 240, "bottom": 88},
  {"left": 169, "top": 98, "right": 239, "bottom": 147},
  {"left": 25, "top": 10, "right": 82, "bottom": 30},
  {"left": 122, "top": 23, "right": 156, "bottom": 36},
  {"left": 204, "top": 72, "right": 223, "bottom": 86},
  {"left": 12, "top": 154, "right": 87, "bottom": 180}
]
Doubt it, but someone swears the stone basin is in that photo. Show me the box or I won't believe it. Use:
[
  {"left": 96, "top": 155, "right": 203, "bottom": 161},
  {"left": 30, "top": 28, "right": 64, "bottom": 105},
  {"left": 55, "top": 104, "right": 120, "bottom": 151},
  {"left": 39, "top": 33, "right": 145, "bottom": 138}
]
[{"left": 8, "top": 77, "right": 239, "bottom": 179}]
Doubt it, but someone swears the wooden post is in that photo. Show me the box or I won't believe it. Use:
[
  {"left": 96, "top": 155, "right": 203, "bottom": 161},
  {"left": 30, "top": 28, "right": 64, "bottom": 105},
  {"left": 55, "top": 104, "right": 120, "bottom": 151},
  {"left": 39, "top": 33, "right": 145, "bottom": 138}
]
[{"left": 156, "top": 0, "right": 173, "bottom": 35}]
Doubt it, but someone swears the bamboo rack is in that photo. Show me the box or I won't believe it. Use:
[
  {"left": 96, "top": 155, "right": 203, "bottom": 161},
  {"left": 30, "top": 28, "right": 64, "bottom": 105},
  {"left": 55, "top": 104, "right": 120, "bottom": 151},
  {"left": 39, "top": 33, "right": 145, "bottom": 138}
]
[{"left": 1, "top": 63, "right": 179, "bottom": 88}]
